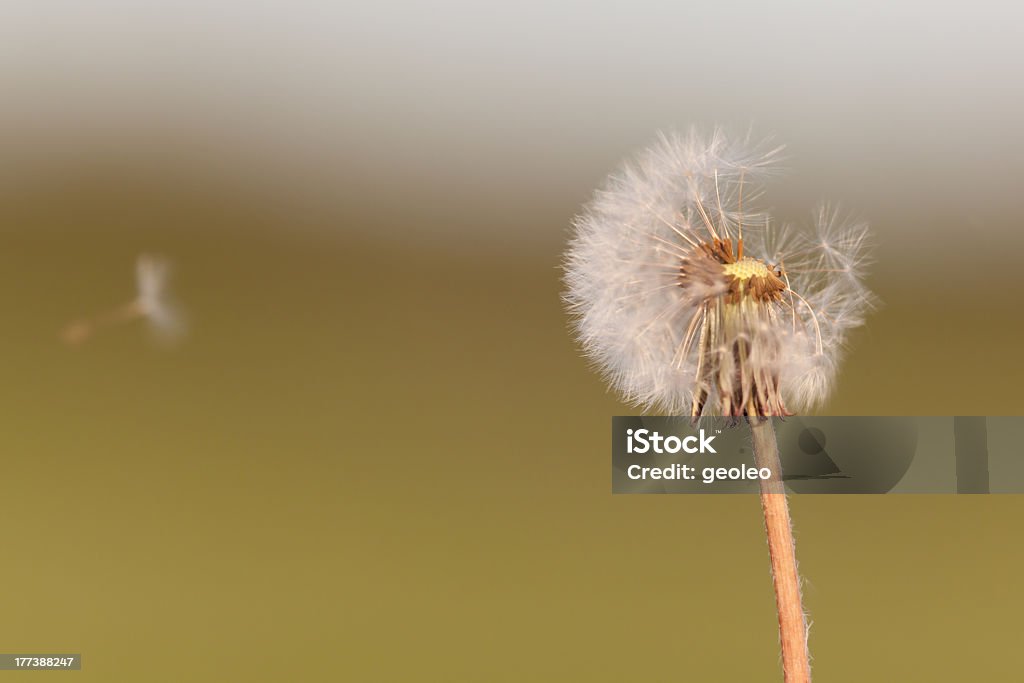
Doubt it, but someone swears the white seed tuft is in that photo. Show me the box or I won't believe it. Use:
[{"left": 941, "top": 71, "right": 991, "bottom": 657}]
[
  {"left": 136, "top": 254, "right": 187, "bottom": 343},
  {"left": 563, "top": 128, "right": 874, "bottom": 415}
]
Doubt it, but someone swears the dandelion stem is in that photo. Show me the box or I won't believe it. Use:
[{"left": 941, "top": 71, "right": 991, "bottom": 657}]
[{"left": 749, "top": 417, "right": 811, "bottom": 683}]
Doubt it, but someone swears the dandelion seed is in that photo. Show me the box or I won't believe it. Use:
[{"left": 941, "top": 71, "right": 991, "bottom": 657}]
[
  {"left": 61, "top": 253, "right": 186, "bottom": 346},
  {"left": 134, "top": 254, "right": 186, "bottom": 342}
]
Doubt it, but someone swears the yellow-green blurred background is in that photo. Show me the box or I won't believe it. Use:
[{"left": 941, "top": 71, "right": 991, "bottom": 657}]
[{"left": 2, "top": 2, "right": 1023, "bottom": 680}]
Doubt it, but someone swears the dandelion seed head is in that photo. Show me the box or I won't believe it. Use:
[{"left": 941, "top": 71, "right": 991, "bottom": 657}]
[{"left": 563, "top": 128, "right": 874, "bottom": 416}]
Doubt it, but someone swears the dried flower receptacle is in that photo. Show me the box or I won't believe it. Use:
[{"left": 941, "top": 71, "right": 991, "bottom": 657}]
[{"left": 682, "top": 236, "right": 793, "bottom": 417}]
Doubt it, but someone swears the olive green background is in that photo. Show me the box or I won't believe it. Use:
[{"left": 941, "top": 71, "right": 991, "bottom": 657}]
[
  {"left": 1, "top": 159, "right": 1022, "bottom": 681},
  {"left": 3, "top": 1, "right": 1024, "bottom": 680}
]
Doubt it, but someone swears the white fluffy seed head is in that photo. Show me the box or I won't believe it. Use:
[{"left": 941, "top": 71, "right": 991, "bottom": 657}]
[
  {"left": 563, "top": 128, "right": 874, "bottom": 415},
  {"left": 136, "top": 254, "right": 186, "bottom": 343}
]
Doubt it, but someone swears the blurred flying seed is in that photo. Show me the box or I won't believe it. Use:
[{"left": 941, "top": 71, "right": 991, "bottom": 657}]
[{"left": 60, "top": 254, "right": 187, "bottom": 347}]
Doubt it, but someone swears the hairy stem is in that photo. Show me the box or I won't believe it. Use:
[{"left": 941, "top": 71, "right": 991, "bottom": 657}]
[{"left": 750, "top": 417, "right": 811, "bottom": 682}]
